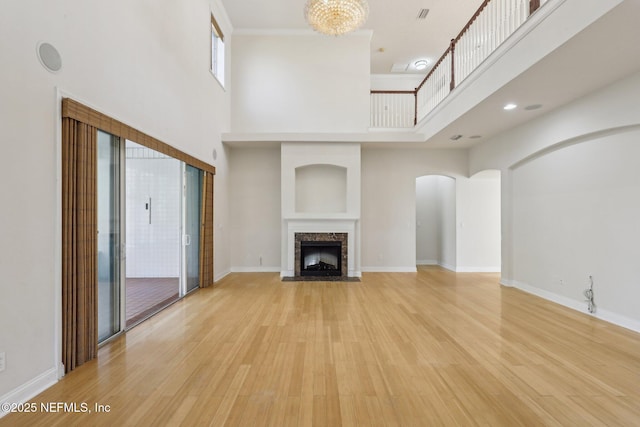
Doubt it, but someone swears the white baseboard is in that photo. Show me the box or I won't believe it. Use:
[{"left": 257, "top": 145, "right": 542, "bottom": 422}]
[
  {"left": 416, "top": 259, "right": 438, "bottom": 266},
  {"left": 500, "top": 278, "right": 514, "bottom": 287},
  {"left": 439, "top": 263, "right": 456, "bottom": 272},
  {"left": 281, "top": 270, "right": 293, "bottom": 278},
  {"left": 456, "top": 266, "right": 501, "bottom": 273},
  {"left": 214, "top": 269, "right": 230, "bottom": 283},
  {"left": 0, "top": 367, "right": 58, "bottom": 419},
  {"left": 509, "top": 280, "right": 640, "bottom": 334},
  {"left": 230, "top": 266, "right": 281, "bottom": 273},
  {"left": 361, "top": 267, "right": 418, "bottom": 273}
]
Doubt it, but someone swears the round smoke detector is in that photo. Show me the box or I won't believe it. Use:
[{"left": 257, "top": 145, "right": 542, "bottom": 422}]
[{"left": 37, "top": 42, "right": 62, "bottom": 73}]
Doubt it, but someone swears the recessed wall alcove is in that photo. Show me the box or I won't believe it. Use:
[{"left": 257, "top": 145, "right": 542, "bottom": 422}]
[{"left": 295, "top": 164, "right": 347, "bottom": 214}]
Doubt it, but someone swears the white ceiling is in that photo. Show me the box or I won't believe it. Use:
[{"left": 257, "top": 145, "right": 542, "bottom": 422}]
[
  {"left": 422, "top": 0, "right": 640, "bottom": 148},
  {"left": 221, "top": 0, "right": 640, "bottom": 150},
  {"left": 220, "top": 0, "right": 485, "bottom": 74}
]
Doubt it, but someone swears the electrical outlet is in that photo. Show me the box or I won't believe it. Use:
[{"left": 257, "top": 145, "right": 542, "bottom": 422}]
[{"left": 0, "top": 352, "right": 5, "bottom": 372}]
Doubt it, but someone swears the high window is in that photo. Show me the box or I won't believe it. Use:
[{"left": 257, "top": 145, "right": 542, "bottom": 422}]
[{"left": 211, "top": 14, "right": 225, "bottom": 87}]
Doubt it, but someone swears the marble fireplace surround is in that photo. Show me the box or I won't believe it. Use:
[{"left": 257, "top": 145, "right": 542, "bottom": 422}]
[
  {"left": 282, "top": 218, "right": 359, "bottom": 279},
  {"left": 294, "top": 232, "right": 348, "bottom": 278}
]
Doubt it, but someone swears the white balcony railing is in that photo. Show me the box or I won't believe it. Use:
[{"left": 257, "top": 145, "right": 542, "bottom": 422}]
[
  {"left": 370, "top": 91, "right": 416, "bottom": 128},
  {"left": 371, "top": 0, "right": 549, "bottom": 128}
]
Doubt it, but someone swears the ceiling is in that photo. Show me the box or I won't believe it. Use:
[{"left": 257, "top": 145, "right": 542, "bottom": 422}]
[
  {"left": 221, "top": 1, "right": 640, "bottom": 150},
  {"left": 220, "top": 0, "right": 485, "bottom": 74},
  {"left": 422, "top": 0, "right": 640, "bottom": 148}
]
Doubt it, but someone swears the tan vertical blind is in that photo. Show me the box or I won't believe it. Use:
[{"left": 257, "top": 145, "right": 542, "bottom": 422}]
[
  {"left": 61, "top": 118, "right": 98, "bottom": 373},
  {"left": 200, "top": 171, "right": 215, "bottom": 287},
  {"left": 61, "top": 98, "right": 216, "bottom": 175},
  {"left": 61, "top": 98, "right": 216, "bottom": 373}
]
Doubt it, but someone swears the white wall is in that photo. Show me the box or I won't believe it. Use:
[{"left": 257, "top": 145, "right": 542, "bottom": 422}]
[
  {"left": 415, "top": 177, "right": 441, "bottom": 264},
  {"left": 361, "top": 148, "right": 467, "bottom": 271},
  {"left": 229, "top": 145, "right": 499, "bottom": 276},
  {"left": 456, "top": 171, "right": 501, "bottom": 272},
  {"left": 511, "top": 132, "right": 640, "bottom": 323},
  {"left": 229, "top": 147, "right": 281, "bottom": 271},
  {"left": 371, "top": 74, "right": 423, "bottom": 91},
  {"left": 414, "top": 175, "right": 458, "bottom": 270},
  {"left": 295, "top": 165, "right": 347, "bottom": 214},
  {"left": 230, "top": 32, "right": 371, "bottom": 133},
  {"left": 0, "top": 0, "right": 231, "bottom": 405},
  {"left": 438, "top": 177, "right": 458, "bottom": 271},
  {"left": 282, "top": 143, "right": 361, "bottom": 219},
  {"left": 470, "top": 71, "right": 640, "bottom": 330}
]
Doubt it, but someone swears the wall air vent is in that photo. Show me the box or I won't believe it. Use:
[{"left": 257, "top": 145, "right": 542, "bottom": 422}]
[{"left": 417, "top": 9, "right": 430, "bottom": 19}]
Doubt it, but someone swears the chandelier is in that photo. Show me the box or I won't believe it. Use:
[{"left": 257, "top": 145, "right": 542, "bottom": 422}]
[{"left": 304, "top": 0, "right": 370, "bottom": 36}]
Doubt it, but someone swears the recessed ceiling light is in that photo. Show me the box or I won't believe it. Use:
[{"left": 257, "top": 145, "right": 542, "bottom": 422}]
[
  {"left": 503, "top": 103, "right": 517, "bottom": 110},
  {"left": 414, "top": 60, "right": 428, "bottom": 70}
]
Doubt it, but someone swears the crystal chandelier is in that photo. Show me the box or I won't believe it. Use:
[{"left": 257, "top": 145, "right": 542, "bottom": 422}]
[{"left": 304, "top": 0, "right": 370, "bottom": 36}]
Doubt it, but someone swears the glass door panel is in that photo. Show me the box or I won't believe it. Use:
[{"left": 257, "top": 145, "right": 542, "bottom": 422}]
[
  {"left": 97, "top": 130, "right": 121, "bottom": 343},
  {"left": 183, "top": 164, "right": 203, "bottom": 294},
  {"left": 125, "top": 140, "right": 181, "bottom": 328}
]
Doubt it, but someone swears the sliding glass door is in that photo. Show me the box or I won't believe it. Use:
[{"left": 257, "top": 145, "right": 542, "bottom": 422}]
[
  {"left": 96, "top": 137, "right": 205, "bottom": 334},
  {"left": 183, "top": 164, "right": 203, "bottom": 294},
  {"left": 125, "top": 140, "right": 181, "bottom": 327},
  {"left": 62, "top": 97, "right": 215, "bottom": 372},
  {"left": 97, "top": 130, "right": 122, "bottom": 343}
]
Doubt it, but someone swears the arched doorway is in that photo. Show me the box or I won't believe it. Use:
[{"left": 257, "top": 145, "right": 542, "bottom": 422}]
[{"left": 415, "top": 171, "right": 501, "bottom": 272}]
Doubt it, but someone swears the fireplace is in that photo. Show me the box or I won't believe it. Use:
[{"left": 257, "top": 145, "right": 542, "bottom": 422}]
[
  {"left": 294, "top": 232, "right": 348, "bottom": 279},
  {"left": 300, "top": 241, "right": 341, "bottom": 276}
]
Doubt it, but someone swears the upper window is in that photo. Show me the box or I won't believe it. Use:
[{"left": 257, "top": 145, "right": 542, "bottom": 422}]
[{"left": 211, "top": 14, "right": 225, "bottom": 87}]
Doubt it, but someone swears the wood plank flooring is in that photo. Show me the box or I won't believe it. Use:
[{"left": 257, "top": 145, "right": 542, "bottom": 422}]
[{"left": 3, "top": 267, "right": 640, "bottom": 426}]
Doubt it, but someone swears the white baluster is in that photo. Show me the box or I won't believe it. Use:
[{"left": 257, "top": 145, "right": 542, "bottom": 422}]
[
  {"left": 372, "top": 94, "right": 377, "bottom": 127},
  {"left": 393, "top": 95, "right": 398, "bottom": 128}
]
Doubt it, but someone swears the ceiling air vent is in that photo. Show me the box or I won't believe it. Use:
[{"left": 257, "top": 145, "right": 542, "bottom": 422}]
[
  {"left": 417, "top": 9, "right": 430, "bottom": 19},
  {"left": 391, "top": 63, "right": 409, "bottom": 72}
]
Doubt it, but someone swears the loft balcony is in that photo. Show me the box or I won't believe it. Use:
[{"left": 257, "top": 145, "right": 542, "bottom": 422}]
[{"left": 371, "top": 0, "right": 552, "bottom": 129}]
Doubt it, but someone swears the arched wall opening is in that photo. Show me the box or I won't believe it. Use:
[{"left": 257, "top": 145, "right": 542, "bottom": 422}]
[
  {"left": 415, "top": 175, "right": 457, "bottom": 270},
  {"left": 415, "top": 171, "right": 501, "bottom": 272}
]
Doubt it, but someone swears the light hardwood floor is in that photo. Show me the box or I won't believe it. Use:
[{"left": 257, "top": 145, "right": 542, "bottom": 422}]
[{"left": 3, "top": 267, "right": 640, "bottom": 426}]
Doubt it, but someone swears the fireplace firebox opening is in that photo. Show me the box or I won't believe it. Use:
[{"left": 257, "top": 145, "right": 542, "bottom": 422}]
[
  {"left": 300, "top": 241, "right": 341, "bottom": 276},
  {"left": 293, "top": 232, "right": 348, "bottom": 279}
]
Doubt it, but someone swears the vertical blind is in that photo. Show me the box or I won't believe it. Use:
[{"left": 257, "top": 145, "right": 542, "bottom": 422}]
[
  {"left": 61, "top": 118, "right": 99, "bottom": 372},
  {"left": 61, "top": 98, "right": 216, "bottom": 373}
]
